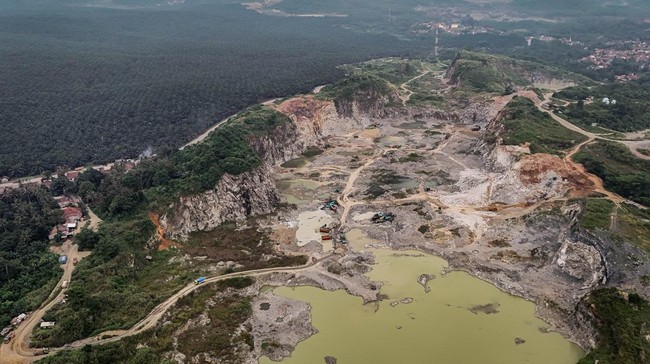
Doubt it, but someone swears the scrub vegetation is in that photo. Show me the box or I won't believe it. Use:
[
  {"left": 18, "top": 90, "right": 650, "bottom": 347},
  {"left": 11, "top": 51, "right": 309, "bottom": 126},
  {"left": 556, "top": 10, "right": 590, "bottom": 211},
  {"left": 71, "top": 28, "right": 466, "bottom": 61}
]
[
  {"left": 37, "top": 277, "right": 255, "bottom": 364},
  {"left": 574, "top": 141, "right": 650, "bottom": 206},
  {"left": 448, "top": 51, "right": 591, "bottom": 94},
  {"left": 78, "top": 107, "right": 290, "bottom": 219},
  {"left": 557, "top": 76, "right": 650, "bottom": 132},
  {"left": 579, "top": 288, "right": 650, "bottom": 364},
  {"left": 578, "top": 199, "right": 650, "bottom": 252},
  {"left": 499, "top": 97, "right": 586, "bottom": 155}
]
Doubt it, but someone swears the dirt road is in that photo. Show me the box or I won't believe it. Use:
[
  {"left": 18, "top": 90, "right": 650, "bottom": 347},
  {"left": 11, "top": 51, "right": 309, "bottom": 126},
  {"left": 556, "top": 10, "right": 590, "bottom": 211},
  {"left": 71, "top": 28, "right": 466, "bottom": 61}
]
[
  {"left": 398, "top": 68, "right": 432, "bottom": 106},
  {"left": 534, "top": 93, "right": 650, "bottom": 161},
  {"left": 1, "top": 252, "right": 332, "bottom": 363},
  {"left": 1, "top": 245, "right": 89, "bottom": 364},
  {"left": 524, "top": 93, "right": 629, "bottom": 203}
]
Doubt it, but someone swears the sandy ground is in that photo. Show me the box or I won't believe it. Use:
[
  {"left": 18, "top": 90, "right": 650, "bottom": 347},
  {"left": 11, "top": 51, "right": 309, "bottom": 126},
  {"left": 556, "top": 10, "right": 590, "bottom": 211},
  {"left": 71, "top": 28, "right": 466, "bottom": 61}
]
[{"left": 295, "top": 210, "right": 337, "bottom": 249}]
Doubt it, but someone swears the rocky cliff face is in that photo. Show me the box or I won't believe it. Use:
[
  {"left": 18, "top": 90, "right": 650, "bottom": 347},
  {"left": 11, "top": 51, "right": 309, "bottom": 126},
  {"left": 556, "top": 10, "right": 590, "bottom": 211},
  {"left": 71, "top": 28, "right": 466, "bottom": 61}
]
[
  {"left": 161, "top": 113, "right": 317, "bottom": 240},
  {"left": 333, "top": 86, "right": 398, "bottom": 120},
  {"left": 161, "top": 164, "right": 280, "bottom": 240},
  {"left": 160, "top": 93, "right": 383, "bottom": 240}
]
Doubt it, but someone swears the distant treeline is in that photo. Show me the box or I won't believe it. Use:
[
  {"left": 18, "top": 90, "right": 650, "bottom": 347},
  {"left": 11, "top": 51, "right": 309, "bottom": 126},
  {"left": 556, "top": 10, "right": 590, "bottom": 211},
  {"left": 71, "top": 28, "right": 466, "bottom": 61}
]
[{"left": 0, "top": 3, "right": 433, "bottom": 178}]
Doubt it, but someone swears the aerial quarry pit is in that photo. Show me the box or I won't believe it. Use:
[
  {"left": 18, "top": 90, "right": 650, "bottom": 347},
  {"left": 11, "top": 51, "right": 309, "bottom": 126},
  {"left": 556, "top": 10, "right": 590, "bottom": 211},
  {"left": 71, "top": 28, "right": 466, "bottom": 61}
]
[{"left": 4, "top": 56, "right": 650, "bottom": 364}]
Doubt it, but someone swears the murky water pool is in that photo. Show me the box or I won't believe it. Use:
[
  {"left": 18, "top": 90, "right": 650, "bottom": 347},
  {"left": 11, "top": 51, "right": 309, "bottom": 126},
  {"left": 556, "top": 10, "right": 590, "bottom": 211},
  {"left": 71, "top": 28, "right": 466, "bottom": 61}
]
[{"left": 260, "top": 233, "right": 584, "bottom": 364}]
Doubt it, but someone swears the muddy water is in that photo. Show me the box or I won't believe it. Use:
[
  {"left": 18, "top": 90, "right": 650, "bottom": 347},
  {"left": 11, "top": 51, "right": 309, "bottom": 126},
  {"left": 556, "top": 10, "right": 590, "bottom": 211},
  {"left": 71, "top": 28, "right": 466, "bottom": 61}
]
[
  {"left": 260, "top": 234, "right": 584, "bottom": 364},
  {"left": 277, "top": 179, "right": 324, "bottom": 205}
]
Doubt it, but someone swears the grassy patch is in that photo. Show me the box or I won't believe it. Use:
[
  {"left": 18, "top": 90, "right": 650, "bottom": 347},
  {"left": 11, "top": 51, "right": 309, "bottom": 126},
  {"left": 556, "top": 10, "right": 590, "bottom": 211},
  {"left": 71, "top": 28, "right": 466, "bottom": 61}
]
[
  {"left": 578, "top": 199, "right": 650, "bottom": 252},
  {"left": 319, "top": 73, "right": 393, "bottom": 102},
  {"left": 449, "top": 51, "right": 591, "bottom": 95},
  {"left": 614, "top": 205, "right": 650, "bottom": 252},
  {"left": 499, "top": 97, "right": 587, "bottom": 155},
  {"left": 574, "top": 141, "right": 650, "bottom": 206},
  {"left": 579, "top": 199, "right": 615, "bottom": 231},
  {"left": 339, "top": 58, "right": 424, "bottom": 85}
]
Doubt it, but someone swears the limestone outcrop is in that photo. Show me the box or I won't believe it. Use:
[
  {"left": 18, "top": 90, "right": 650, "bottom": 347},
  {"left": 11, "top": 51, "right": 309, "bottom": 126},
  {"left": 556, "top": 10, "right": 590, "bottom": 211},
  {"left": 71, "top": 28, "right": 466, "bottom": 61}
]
[{"left": 161, "top": 164, "right": 279, "bottom": 240}]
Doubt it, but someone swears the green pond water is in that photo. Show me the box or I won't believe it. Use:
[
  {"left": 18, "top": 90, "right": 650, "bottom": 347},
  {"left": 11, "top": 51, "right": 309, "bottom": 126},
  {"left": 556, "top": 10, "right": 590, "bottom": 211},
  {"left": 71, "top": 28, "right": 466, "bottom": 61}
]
[
  {"left": 395, "top": 120, "right": 426, "bottom": 129},
  {"left": 259, "top": 248, "right": 584, "bottom": 364},
  {"left": 281, "top": 158, "right": 309, "bottom": 169},
  {"left": 390, "top": 178, "right": 419, "bottom": 191},
  {"left": 277, "top": 179, "right": 325, "bottom": 205}
]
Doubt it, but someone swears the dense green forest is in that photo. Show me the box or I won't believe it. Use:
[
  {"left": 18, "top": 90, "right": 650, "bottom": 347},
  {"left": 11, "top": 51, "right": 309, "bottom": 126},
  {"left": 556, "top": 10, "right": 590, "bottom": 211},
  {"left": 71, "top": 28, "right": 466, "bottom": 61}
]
[
  {"left": 556, "top": 76, "right": 650, "bottom": 132},
  {"left": 574, "top": 141, "right": 650, "bottom": 206},
  {"left": 0, "top": 2, "right": 434, "bottom": 178},
  {"left": 578, "top": 288, "right": 650, "bottom": 364},
  {"left": 2, "top": 1, "right": 650, "bottom": 177},
  {"left": 0, "top": 187, "right": 63, "bottom": 327}
]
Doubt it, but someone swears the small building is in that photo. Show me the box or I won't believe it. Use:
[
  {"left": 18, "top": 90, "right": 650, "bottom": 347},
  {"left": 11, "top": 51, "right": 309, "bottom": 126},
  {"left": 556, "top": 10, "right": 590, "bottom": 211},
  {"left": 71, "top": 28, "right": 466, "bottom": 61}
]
[
  {"left": 66, "top": 222, "right": 77, "bottom": 233},
  {"left": 55, "top": 196, "right": 76, "bottom": 208},
  {"left": 1, "top": 327, "right": 12, "bottom": 337},
  {"left": 124, "top": 161, "right": 136, "bottom": 171},
  {"left": 58, "top": 255, "right": 68, "bottom": 265},
  {"left": 39, "top": 322, "right": 56, "bottom": 329},
  {"left": 63, "top": 207, "right": 82, "bottom": 224},
  {"left": 65, "top": 170, "right": 81, "bottom": 182}
]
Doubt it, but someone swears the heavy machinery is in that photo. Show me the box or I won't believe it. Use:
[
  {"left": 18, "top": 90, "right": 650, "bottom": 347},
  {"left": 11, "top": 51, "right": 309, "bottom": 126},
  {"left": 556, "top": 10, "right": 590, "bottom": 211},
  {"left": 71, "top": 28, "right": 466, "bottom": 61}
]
[{"left": 371, "top": 212, "right": 395, "bottom": 223}]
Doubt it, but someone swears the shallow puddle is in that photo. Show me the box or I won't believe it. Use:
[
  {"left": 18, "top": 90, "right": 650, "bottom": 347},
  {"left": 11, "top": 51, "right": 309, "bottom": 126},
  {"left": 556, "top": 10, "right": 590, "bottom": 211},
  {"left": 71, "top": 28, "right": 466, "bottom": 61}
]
[
  {"left": 277, "top": 179, "right": 325, "bottom": 205},
  {"left": 295, "top": 210, "right": 337, "bottom": 249},
  {"left": 281, "top": 158, "right": 309, "bottom": 168},
  {"left": 395, "top": 120, "right": 426, "bottom": 129}
]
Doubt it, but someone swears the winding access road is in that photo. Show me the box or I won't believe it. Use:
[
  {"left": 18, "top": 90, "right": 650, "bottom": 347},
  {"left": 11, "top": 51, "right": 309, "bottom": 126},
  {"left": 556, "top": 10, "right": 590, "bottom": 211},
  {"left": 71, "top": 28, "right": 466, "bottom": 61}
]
[
  {"left": 1, "top": 245, "right": 87, "bottom": 364},
  {"left": 0, "top": 251, "right": 332, "bottom": 363}
]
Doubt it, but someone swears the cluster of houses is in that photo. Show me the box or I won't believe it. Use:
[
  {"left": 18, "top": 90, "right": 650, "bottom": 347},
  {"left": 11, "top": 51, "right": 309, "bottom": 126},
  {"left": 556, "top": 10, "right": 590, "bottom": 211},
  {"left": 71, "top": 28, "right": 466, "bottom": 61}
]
[
  {"left": 413, "top": 21, "right": 498, "bottom": 36},
  {"left": 48, "top": 196, "right": 84, "bottom": 241},
  {"left": 0, "top": 159, "right": 139, "bottom": 196},
  {"left": 581, "top": 41, "right": 650, "bottom": 70},
  {"left": 526, "top": 36, "right": 583, "bottom": 47}
]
